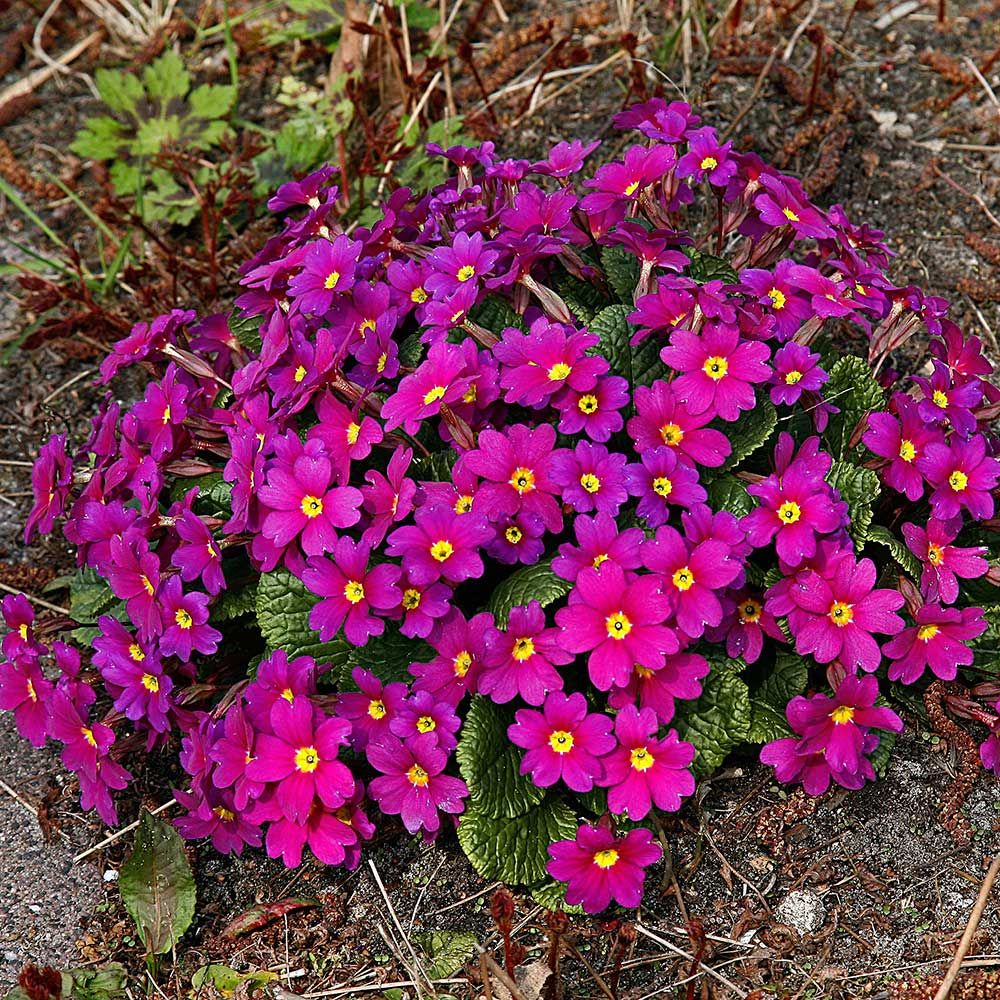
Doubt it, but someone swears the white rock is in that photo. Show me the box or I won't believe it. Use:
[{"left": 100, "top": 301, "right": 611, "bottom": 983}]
[{"left": 775, "top": 889, "right": 825, "bottom": 935}]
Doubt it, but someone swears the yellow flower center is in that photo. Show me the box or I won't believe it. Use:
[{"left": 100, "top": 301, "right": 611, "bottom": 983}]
[
  {"left": 739, "top": 600, "right": 762, "bottom": 623},
  {"left": 606, "top": 611, "right": 632, "bottom": 640},
  {"left": 830, "top": 705, "right": 855, "bottom": 725},
  {"left": 301, "top": 494, "right": 324, "bottom": 518},
  {"left": 141, "top": 673, "right": 159, "bottom": 693},
  {"left": 578, "top": 394, "right": 599, "bottom": 414},
  {"left": 18, "top": 623, "right": 28, "bottom": 641},
  {"left": 699, "top": 156, "right": 718, "bottom": 171},
  {"left": 457, "top": 264, "right": 476, "bottom": 282},
  {"left": 455, "top": 494, "right": 474, "bottom": 514},
  {"left": 377, "top": 352, "right": 388, "bottom": 373},
  {"left": 368, "top": 699, "right": 386, "bottom": 720},
  {"left": 81, "top": 727, "right": 98, "bottom": 749},
  {"left": 347, "top": 422, "right": 361, "bottom": 445},
  {"left": 213, "top": 806, "right": 235, "bottom": 823},
  {"left": 294, "top": 745, "right": 320, "bottom": 772},
  {"left": 402, "top": 588, "right": 422, "bottom": 610},
  {"left": 416, "top": 715, "right": 436, "bottom": 733},
  {"left": 927, "top": 543, "right": 944, "bottom": 566},
  {"left": 593, "top": 849, "right": 619, "bottom": 869},
  {"left": 423, "top": 385, "right": 446, "bottom": 406},
  {"left": 512, "top": 637, "right": 535, "bottom": 661},
  {"left": 411, "top": 286, "right": 428, "bottom": 304},
  {"left": 630, "top": 746, "right": 655, "bottom": 771},
  {"left": 344, "top": 580, "right": 365, "bottom": 604},
  {"left": 548, "top": 730, "right": 575, "bottom": 754},
  {"left": 129, "top": 643, "right": 145, "bottom": 663},
  {"left": 548, "top": 362, "right": 572, "bottom": 381},
  {"left": 624, "top": 180, "right": 640, "bottom": 196},
  {"left": 175, "top": 608, "right": 193, "bottom": 630},
  {"left": 359, "top": 318, "right": 376, "bottom": 336},
  {"left": 828, "top": 601, "right": 854, "bottom": 627},
  {"left": 593, "top": 553, "right": 609, "bottom": 568},
  {"left": 917, "top": 624, "right": 940, "bottom": 641},
  {"left": 453, "top": 651, "right": 472, "bottom": 677},
  {"left": 703, "top": 356, "right": 729, "bottom": 380},
  {"left": 783, "top": 207, "right": 800, "bottom": 222},
  {"left": 660, "top": 422, "right": 684, "bottom": 446},
  {"left": 294, "top": 365, "right": 307, "bottom": 383},
  {"left": 281, "top": 688, "right": 295, "bottom": 703},
  {"left": 634, "top": 663, "right": 654, "bottom": 679},
  {"left": 407, "top": 764, "right": 430, "bottom": 787},
  {"left": 784, "top": 370, "right": 803, "bottom": 385},
  {"left": 652, "top": 476, "right": 672, "bottom": 497},
  {"left": 580, "top": 473, "right": 601, "bottom": 494},
  {"left": 778, "top": 500, "right": 801, "bottom": 524},
  {"left": 672, "top": 567, "right": 695, "bottom": 591},
  {"left": 932, "top": 390, "right": 949, "bottom": 409},
  {"left": 324, "top": 270, "right": 341, "bottom": 290},
  {"left": 141, "top": 575, "right": 155, "bottom": 597},
  {"left": 898, "top": 439, "right": 916, "bottom": 463},
  {"left": 25, "top": 679, "right": 36, "bottom": 702},
  {"left": 162, "top": 405, "right": 171, "bottom": 424},
  {"left": 949, "top": 470, "right": 968, "bottom": 491},
  {"left": 430, "top": 539, "right": 454, "bottom": 562},
  {"left": 510, "top": 468, "right": 535, "bottom": 494},
  {"left": 768, "top": 288, "right": 786, "bottom": 310},
  {"left": 505, "top": 526, "right": 523, "bottom": 544},
  {"left": 463, "top": 383, "right": 478, "bottom": 403}
]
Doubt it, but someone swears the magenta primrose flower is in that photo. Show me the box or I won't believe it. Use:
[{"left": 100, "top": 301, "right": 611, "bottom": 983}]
[
  {"left": 624, "top": 446, "right": 707, "bottom": 528},
  {"left": 336, "top": 667, "right": 408, "bottom": 751},
  {"left": 381, "top": 342, "right": 474, "bottom": 435},
  {"left": 287, "top": 234, "right": 361, "bottom": 313},
  {"left": 918, "top": 434, "right": 1000, "bottom": 521},
  {"left": 409, "top": 610, "right": 492, "bottom": 706},
  {"left": 608, "top": 651, "right": 709, "bottom": 725},
  {"left": 25, "top": 433, "right": 72, "bottom": 543},
  {"left": 628, "top": 382, "right": 731, "bottom": 468},
  {"left": 386, "top": 504, "right": 493, "bottom": 586},
  {"left": 902, "top": 520, "right": 989, "bottom": 604},
  {"left": 552, "top": 511, "right": 644, "bottom": 583},
  {"left": 551, "top": 441, "right": 629, "bottom": 517},
  {"left": 770, "top": 342, "right": 827, "bottom": 406},
  {"left": 0, "top": 654, "right": 52, "bottom": 747},
  {"left": 508, "top": 692, "right": 615, "bottom": 792},
  {"left": 158, "top": 576, "right": 221, "bottom": 662},
  {"left": 547, "top": 822, "right": 662, "bottom": 913},
  {"left": 862, "top": 396, "right": 940, "bottom": 502},
  {"left": 883, "top": 604, "right": 987, "bottom": 684}
]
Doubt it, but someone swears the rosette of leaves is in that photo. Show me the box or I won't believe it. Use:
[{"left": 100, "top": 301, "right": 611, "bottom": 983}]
[{"left": 70, "top": 50, "right": 235, "bottom": 221}]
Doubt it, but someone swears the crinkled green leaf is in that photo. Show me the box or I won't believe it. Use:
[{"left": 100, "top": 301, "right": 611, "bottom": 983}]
[
  {"left": 69, "top": 116, "right": 125, "bottom": 159},
  {"left": 823, "top": 355, "right": 885, "bottom": 458},
  {"left": 70, "top": 568, "right": 120, "bottom": 624},
  {"left": 413, "top": 448, "right": 457, "bottom": 483},
  {"left": 674, "top": 669, "right": 751, "bottom": 777},
  {"left": 142, "top": 50, "right": 189, "bottom": 102},
  {"left": 686, "top": 249, "right": 738, "bottom": 285},
  {"left": 229, "top": 310, "right": 262, "bottom": 353},
  {"left": 589, "top": 304, "right": 665, "bottom": 389},
  {"left": 470, "top": 294, "right": 524, "bottom": 334},
  {"left": 414, "top": 931, "right": 479, "bottom": 979},
  {"left": 865, "top": 524, "right": 921, "bottom": 579},
  {"left": 94, "top": 68, "right": 145, "bottom": 114},
  {"left": 827, "top": 460, "right": 880, "bottom": 544},
  {"left": 486, "top": 560, "right": 570, "bottom": 628},
  {"left": 356, "top": 623, "right": 433, "bottom": 685},
  {"left": 256, "top": 567, "right": 352, "bottom": 669},
  {"left": 554, "top": 269, "right": 609, "bottom": 326},
  {"left": 714, "top": 398, "right": 778, "bottom": 474},
  {"left": 119, "top": 810, "right": 196, "bottom": 955},
  {"left": 528, "top": 879, "right": 583, "bottom": 914},
  {"left": 397, "top": 332, "right": 423, "bottom": 368},
  {"left": 188, "top": 83, "right": 235, "bottom": 120},
  {"left": 211, "top": 583, "right": 258, "bottom": 622},
  {"left": 457, "top": 697, "right": 546, "bottom": 819},
  {"left": 600, "top": 245, "right": 639, "bottom": 304},
  {"left": 457, "top": 798, "right": 578, "bottom": 886},
  {"left": 749, "top": 651, "right": 809, "bottom": 743},
  {"left": 706, "top": 475, "right": 754, "bottom": 517}
]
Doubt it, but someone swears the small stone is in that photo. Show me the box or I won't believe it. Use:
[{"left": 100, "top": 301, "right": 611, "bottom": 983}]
[
  {"left": 103, "top": 869, "right": 118, "bottom": 882},
  {"left": 775, "top": 889, "right": 825, "bottom": 935}
]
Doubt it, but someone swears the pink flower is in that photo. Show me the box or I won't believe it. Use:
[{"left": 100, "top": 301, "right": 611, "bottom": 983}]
[
  {"left": 902, "top": 520, "right": 989, "bottom": 605},
  {"left": 883, "top": 604, "right": 987, "bottom": 684},
  {"left": 627, "top": 382, "right": 731, "bottom": 468},
  {"left": 547, "top": 822, "right": 662, "bottom": 913},
  {"left": 918, "top": 434, "right": 1000, "bottom": 522},
  {"left": 387, "top": 505, "right": 493, "bottom": 586},
  {"left": 508, "top": 692, "right": 615, "bottom": 792},
  {"left": 287, "top": 235, "right": 362, "bottom": 314}
]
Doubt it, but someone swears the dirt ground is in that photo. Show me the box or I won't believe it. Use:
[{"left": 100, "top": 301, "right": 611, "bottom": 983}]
[{"left": 0, "top": 0, "right": 999, "bottom": 995}]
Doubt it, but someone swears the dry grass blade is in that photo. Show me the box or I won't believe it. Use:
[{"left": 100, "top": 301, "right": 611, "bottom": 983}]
[
  {"left": 77, "top": 0, "right": 179, "bottom": 45},
  {"left": 633, "top": 924, "right": 748, "bottom": 997}
]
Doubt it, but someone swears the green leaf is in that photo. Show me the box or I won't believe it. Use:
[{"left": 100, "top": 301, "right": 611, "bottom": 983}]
[
  {"left": 822, "top": 355, "right": 885, "bottom": 458},
  {"left": 142, "top": 50, "right": 190, "bottom": 102},
  {"left": 674, "top": 669, "right": 751, "bottom": 777},
  {"left": 119, "top": 810, "right": 196, "bottom": 955},
  {"left": 528, "top": 879, "right": 583, "bottom": 914},
  {"left": 414, "top": 931, "right": 478, "bottom": 979},
  {"left": 865, "top": 524, "right": 921, "bottom": 579},
  {"left": 869, "top": 729, "right": 897, "bottom": 777},
  {"left": 827, "top": 460, "right": 880, "bottom": 544},
  {"left": 470, "top": 294, "right": 523, "bottom": 334},
  {"left": 749, "top": 651, "right": 809, "bottom": 743},
  {"left": 211, "top": 583, "right": 258, "bottom": 622},
  {"left": 256, "top": 567, "right": 353, "bottom": 669},
  {"left": 589, "top": 304, "right": 665, "bottom": 390},
  {"left": 600, "top": 245, "right": 639, "bottom": 304},
  {"left": 705, "top": 475, "right": 754, "bottom": 517},
  {"left": 458, "top": 798, "right": 578, "bottom": 885},
  {"left": 486, "top": 560, "right": 571, "bottom": 628},
  {"left": 554, "top": 269, "right": 608, "bottom": 326},
  {"left": 171, "top": 472, "right": 232, "bottom": 520},
  {"left": 191, "top": 965, "right": 277, "bottom": 993},
  {"left": 357, "top": 624, "right": 433, "bottom": 685},
  {"left": 685, "top": 249, "right": 738, "bottom": 285},
  {"left": 188, "top": 83, "right": 235, "bottom": 120},
  {"left": 94, "top": 68, "right": 145, "bottom": 114},
  {"left": 70, "top": 568, "right": 121, "bottom": 624},
  {"left": 397, "top": 333, "right": 423, "bottom": 368},
  {"left": 457, "top": 697, "right": 546, "bottom": 819},
  {"left": 69, "top": 116, "right": 125, "bottom": 160},
  {"left": 228, "top": 310, "right": 262, "bottom": 353},
  {"left": 58, "top": 964, "right": 128, "bottom": 1000},
  {"left": 714, "top": 398, "right": 778, "bottom": 474},
  {"left": 413, "top": 449, "right": 457, "bottom": 483}
]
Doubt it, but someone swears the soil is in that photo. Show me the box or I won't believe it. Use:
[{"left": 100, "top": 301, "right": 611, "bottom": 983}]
[{"left": 0, "top": 0, "right": 998, "bottom": 996}]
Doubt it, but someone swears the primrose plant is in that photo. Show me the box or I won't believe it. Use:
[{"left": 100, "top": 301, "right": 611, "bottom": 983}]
[{"left": 5, "top": 100, "right": 1000, "bottom": 915}]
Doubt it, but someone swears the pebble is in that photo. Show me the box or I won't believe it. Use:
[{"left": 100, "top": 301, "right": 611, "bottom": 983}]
[{"left": 775, "top": 889, "right": 826, "bottom": 935}]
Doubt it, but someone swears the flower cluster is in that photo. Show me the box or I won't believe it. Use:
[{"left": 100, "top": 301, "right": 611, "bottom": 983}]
[{"left": 7, "top": 99, "right": 999, "bottom": 915}]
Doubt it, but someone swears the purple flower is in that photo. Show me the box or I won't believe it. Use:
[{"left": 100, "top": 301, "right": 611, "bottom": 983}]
[
  {"left": 625, "top": 447, "right": 707, "bottom": 528},
  {"left": 552, "top": 512, "right": 644, "bottom": 582},
  {"left": 387, "top": 505, "right": 493, "bottom": 586},
  {"left": 769, "top": 342, "right": 827, "bottom": 406},
  {"left": 259, "top": 434, "right": 363, "bottom": 556},
  {"left": 676, "top": 127, "right": 737, "bottom": 187},
  {"left": 390, "top": 690, "right": 462, "bottom": 752},
  {"left": 739, "top": 261, "right": 813, "bottom": 340},
  {"left": 130, "top": 363, "right": 189, "bottom": 461},
  {"left": 862, "top": 397, "right": 941, "bottom": 502},
  {"left": 246, "top": 696, "right": 354, "bottom": 822},
  {"left": 25, "top": 434, "right": 72, "bottom": 543},
  {"left": 479, "top": 601, "right": 572, "bottom": 706},
  {"left": 210, "top": 702, "right": 264, "bottom": 809},
  {"left": 556, "top": 562, "right": 679, "bottom": 690},
  {"left": 918, "top": 434, "right": 1000, "bottom": 521},
  {"left": 336, "top": 667, "right": 408, "bottom": 751},
  {"left": 486, "top": 511, "right": 546, "bottom": 566},
  {"left": 367, "top": 733, "right": 468, "bottom": 836},
  {"left": 172, "top": 507, "right": 225, "bottom": 595},
  {"left": 302, "top": 537, "right": 402, "bottom": 645},
  {"left": 608, "top": 651, "right": 708, "bottom": 725},
  {"left": 409, "top": 610, "right": 492, "bottom": 706},
  {"left": 245, "top": 650, "right": 317, "bottom": 729},
  {"left": 902, "top": 520, "right": 988, "bottom": 605},
  {"left": 628, "top": 382, "right": 731, "bottom": 468},
  {"left": 783, "top": 554, "right": 904, "bottom": 671},
  {"left": 1, "top": 594, "right": 43, "bottom": 661},
  {"left": 397, "top": 573, "right": 452, "bottom": 639},
  {"left": 308, "top": 393, "right": 384, "bottom": 482},
  {"left": 913, "top": 363, "right": 982, "bottom": 437},
  {"left": 547, "top": 822, "right": 662, "bottom": 913},
  {"left": 174, "top": 785, "right": 262, "bottom": 855},
  {"left": 599, "top": 705, "right": 695, "bottom": 819},
  {"left": 361, "top": 445, "right": 416, "bottom": 547},
  {"left": 883, "top": 604, "right": 987, "bottom": 684},
  {"left": 582, "top": 144, "right": 676, "bottom": 213},
  {"left": 255, "top": 793, "right": 370, "bottom": 868},
  {"left": 705, "top": 591, "right": 785, "bottom": 664},
  {"left": 381, "top": 342, "right": 474, "bottom": 435},
  {"left": 106, "top": 534, "right": 162, "bottom": 640},
  {"left": 425, "top": 231, "right": 498, "bottom": 294},
  {"left": 287, "top": 235, "right": 361, "bottom": 313},
  {"left": 531, "top": 139, "right": 601, "bottom": 177},
  {"left": 754, "top": 173, "right": 833, "bottom": 239},
  {"left": 555, "top": 376, "right": 630, "bottom": 442},
  {"left": 158, "top": 577, "right": 220, "bottom": 662},
  {"left": 95, "top": 618, "right": 172, "bottom": 732},
  {"left": 0, "top": 654, "right": 51, "bottom": 747},
  {"left": 508, "top": 692, "right": 614, "bottom": 792},
  {"left": 551, "top": 442, "right": 629, "bottom": 517},
  {"left": 659, "top": 324, "right": 770, "bottom": 422}
]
